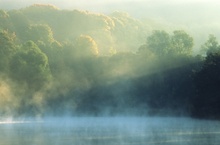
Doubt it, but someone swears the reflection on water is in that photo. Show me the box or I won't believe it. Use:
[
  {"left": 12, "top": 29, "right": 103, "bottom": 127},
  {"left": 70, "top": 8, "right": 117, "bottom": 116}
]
[{"left": 0, "top": 117, "right": 220, "bottom": 145}]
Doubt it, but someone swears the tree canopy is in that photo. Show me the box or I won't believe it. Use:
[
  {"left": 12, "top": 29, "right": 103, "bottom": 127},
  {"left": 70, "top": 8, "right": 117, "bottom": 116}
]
[
  {"left": 0, "top": 30, "right": 17, "bottom": 72},
  {"left": 74, "top": 35, "right": 99, "bottom": 57},
  {"left": 9, "top": 41, "right": 51, "bottom": 91},
  {"left": 0, "top": 6, "right": 219, "bottom": 118},
  {"left": 201, "top": 34, "right": 220, "bottom": 55},
  {"left": 170, "top": 30, "right": 193, "bottom": 55},
  {"left": 145, "top": 30, "right": 193, "bottom": 56}
]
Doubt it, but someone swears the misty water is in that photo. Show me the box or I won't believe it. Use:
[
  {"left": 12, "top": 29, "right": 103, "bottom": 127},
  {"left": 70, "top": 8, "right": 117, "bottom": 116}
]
[{"left": 0, "top": 117, "right": 220, "bottom": 145}]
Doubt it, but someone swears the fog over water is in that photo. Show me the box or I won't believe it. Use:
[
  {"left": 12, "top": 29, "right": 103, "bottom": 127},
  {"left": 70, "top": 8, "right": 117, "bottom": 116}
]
[
  {"left": 0, "top": 117, "right": 220, "bottom": 145},
  {"left": 0, "top": 1, "right": 220, "bottom": 144}
]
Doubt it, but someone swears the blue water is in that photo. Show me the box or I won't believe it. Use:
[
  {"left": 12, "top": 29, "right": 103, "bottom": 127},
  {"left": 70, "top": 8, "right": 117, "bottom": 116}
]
[{"left": 0, "top": 117, "right": 220, "bottom": 145}]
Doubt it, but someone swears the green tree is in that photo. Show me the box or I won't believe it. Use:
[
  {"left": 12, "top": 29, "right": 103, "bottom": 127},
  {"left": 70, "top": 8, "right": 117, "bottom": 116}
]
[
  {"left": 26, "top": 24, "right": 55, "bottom": 44},
  {"left": 10, "top": 41, "right": 51, "bottom": 91},
  {"left": 41, "top": 40, "right": 64, "bottom": 77},
  {"left": 0, "top": 10, "right": 9, "bottom": 19},
  {"left": 170, "top": 30, "right": 193, "bottom": 55},
  {"left": 146, "top": 30, "right": 171, "bottom": 55},
  {"left": 0, "top": 10, "right": 13, "bottom": 31},
  {"left": 145, "top": 30, "right": 193, "bottom": 56},
  {"left": 74, "top": 35, "right": 99, "bottom": 58},
  {"left": 201, "top": 34, "right": 220, "bottom": 55},
  {"left": 0, "top": 30, "right": 17, "bottom": 72},
  {"left": 8, "top": 10, "right": 30, "bottom": 42}
]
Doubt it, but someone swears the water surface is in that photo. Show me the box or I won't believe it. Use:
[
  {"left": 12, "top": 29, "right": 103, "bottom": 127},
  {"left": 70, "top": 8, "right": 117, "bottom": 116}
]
[{"left": 0, "top": 117, "right": 220, "bottom": 145}]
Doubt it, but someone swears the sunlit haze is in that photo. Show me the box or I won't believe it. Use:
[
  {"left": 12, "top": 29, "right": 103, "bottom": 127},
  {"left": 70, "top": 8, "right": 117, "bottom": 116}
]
[
  {"left": 1, "top": 1, "right": 220, "bottom": 145},
  {"left": 1, "top": 0, "right": 219, "bottom": 24},
  {"left": 1, "top": 0, "right": 220, "bottom": 11}
]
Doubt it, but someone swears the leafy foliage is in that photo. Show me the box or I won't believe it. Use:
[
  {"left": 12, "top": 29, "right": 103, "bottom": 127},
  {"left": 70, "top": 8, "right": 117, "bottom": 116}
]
[
  {"left": 0, "top": 6, "right": 218, "bottom": 118},
  {"left": 145, "top": 30, "right": 193, "bottom": 56},
  {"left": 74, "top": 35, "right": 99, "bottom": 57},
  {"left": 0, "top": 30, "right": 17, "bottom": 72},
  {"left": 9, "top": 41, "right": 51, "bottom": 91},
  {"left": 201, "top": 34, "right": 220, "bottom": 55},
  {"left": 146, "top": 30, "right": 171, "bottom": 55},
  {"left": 170, "top": 30, "right": 193, "bottom": 55},
  {"left": 26, "top": 24, "right": 55, "bottom": 44}
]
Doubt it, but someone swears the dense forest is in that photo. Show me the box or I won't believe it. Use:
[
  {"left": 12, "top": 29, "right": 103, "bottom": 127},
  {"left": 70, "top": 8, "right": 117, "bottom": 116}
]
[{"left": 0, "top": 4, "right": 220, "bottom": 119}]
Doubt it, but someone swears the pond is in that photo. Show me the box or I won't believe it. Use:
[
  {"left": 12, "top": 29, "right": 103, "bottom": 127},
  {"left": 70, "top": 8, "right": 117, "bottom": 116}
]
[{"left": 0, "top": 117, "right": 220, "bottom": 145}]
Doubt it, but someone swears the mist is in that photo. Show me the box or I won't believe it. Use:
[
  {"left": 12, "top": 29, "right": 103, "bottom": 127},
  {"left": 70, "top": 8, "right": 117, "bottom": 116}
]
[
  {"left": 1, "top": 0, "right": 220, "bottom": 53},
  {"left": 1, "top": 117, "right": 220, "bottom": 145},
  {"left": 1, "top": 1, "right": 220, "bottom": 144},
  {"left": 0, "top": 1, "right": 219, "bottom": 117}
]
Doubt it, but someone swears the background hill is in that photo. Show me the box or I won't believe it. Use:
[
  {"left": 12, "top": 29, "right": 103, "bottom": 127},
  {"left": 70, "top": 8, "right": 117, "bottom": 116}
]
[{"left": 0, "top": 4, "right": 220, "bottom": 119}]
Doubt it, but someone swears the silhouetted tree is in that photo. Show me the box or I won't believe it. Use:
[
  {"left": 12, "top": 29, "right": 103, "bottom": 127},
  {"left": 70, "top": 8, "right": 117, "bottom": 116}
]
[
  {"left": 201, "top": 34, "right": 220, "bottom": 55},
  {"left": 193, "top": 36, "right": 220, "bottom": 119}
]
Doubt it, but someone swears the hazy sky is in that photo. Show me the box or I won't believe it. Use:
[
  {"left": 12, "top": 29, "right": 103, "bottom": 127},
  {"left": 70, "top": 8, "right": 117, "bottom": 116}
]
[
  {"left": 0, "top": 0, "right": 218, "bottom": 21},
  {"left": 0, "top": 0, "right": 219, "bottom": 11},
  {"left": 0, "top": 0, "right": 219, "bottom": 21},
  {"left": 1, "top": 0, "right": 220, "bottom": 48}
]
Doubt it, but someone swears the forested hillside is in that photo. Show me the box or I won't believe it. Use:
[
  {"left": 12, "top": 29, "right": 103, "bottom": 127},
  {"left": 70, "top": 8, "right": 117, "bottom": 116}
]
[{"left": 0, "top": 4, "right": 220, "bottom": 119}]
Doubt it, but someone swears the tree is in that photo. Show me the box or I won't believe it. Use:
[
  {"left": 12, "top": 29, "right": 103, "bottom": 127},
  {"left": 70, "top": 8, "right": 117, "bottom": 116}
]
[
  {"left": 0, "top": 30, "right": 17, "bottom": 72},
  {"left": 8, "top": 10, "right": 30, "bottom": 42},
  {"left": 0, "top": 10, "right": 13, "bottom": 31},
  {"left": 192, "top": 37, "right": 220, "bottom": 119},
  {"left": 9, "top": 41, "right": 51, "bottom": 91},
  {"left": 201, "top": 34, "right": 220, "bottom": 55},
  {"left": 145, "top": 30, "right": 193, "bottom": 56},
  {"left": 26, "top": 24, "right": 55, "bottom": 44},
  {"left": 170, "top": 30, "right": 193, "bottom": 55},
  {"left": 0, "top": 10, "right": 9, "bottom": 18},
  {"left": 146, "top": 30, "right": 171, "bottom": 55},
  {"left": 74, "top": 35, "right": 99, "bottom": 57}
]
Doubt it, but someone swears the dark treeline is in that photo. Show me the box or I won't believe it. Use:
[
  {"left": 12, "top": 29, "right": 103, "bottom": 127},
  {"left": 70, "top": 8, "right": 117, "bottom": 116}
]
[{"left": 0, "top": 4, "right": 220, "bottom": 119}]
